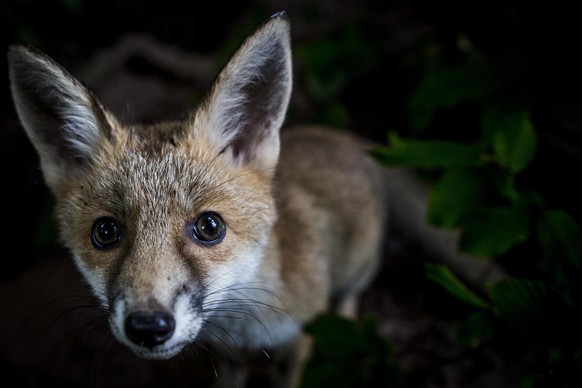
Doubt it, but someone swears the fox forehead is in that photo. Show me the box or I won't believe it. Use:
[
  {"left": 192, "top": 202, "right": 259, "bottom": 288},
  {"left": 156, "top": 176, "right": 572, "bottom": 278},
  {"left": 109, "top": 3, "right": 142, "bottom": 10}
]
[
  {"left": 63, "top": 122, "right": 261, "bottom": 207},
  {"left": 72, "top": 138, "right": 222, "bottom": 213},
  {"left": 55, "top": 125, "right": 276, "bottom": 250}
]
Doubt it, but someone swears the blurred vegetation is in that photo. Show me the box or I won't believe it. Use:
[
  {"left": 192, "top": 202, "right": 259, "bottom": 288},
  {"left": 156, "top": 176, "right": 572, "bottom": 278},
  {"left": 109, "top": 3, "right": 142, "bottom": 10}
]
[
  {"left": 372, "top": 58, "right": 582, "bottom": 386},
  {"left": 301, "top": 314, "right": 406, "bottom": 388}
]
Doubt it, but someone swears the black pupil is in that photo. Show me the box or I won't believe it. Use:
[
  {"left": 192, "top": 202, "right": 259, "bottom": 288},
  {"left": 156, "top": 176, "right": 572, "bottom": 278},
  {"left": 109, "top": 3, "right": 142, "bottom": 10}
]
[
  {"left": 96, "top": 219, "right": 119, "bottom": 245},
  {"left": 198, "top": 215, "right": 219, "bottom": 238},
  {"left": 194, "top": 213, "right": 224, "bottom": 243}
]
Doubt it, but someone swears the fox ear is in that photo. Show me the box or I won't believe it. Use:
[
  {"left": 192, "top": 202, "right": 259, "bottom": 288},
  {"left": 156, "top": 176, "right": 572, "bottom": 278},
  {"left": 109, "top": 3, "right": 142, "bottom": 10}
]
[
  {"left": 195, "top": 12, "right": 292, "bottom": 170},
  {"left": 8, "top": 43, "right": 112, "bottom": 192}
]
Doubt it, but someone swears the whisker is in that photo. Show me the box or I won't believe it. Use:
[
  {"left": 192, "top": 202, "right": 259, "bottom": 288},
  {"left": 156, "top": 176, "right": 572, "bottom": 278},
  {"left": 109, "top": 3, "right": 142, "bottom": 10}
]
[
  {"left": 197, "top": 322, "right": 251, "bottom": 384},
  {"left": 202, "top": 286, "right": 290, "bottom": 322},
  {"left": 202, "top": 306, "right": 275, "bottom": 347},
  {"left": 201, "top": 319, "right": 241, "bottom": 351},
  {"left": 89, "top": 330, "right": 115, "bottom": 388}
]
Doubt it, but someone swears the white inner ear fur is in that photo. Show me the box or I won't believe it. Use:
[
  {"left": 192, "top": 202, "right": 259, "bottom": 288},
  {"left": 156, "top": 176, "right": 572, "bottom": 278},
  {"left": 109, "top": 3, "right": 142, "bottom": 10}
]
[
  {"left": 55, "top": 90, "right": 100, "bottom": 159},
  {"left": 197, "top": 16, "right": 292, "bottom": 169},
  {"left": 11, "top": 49, "right": 101, "bottom": 159}
]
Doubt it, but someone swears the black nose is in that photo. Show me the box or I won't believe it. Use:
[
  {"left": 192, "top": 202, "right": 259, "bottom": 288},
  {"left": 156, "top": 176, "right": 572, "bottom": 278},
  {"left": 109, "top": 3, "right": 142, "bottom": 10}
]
[{"left": 124, "top": 310, "right": 176, "bottom": 349}]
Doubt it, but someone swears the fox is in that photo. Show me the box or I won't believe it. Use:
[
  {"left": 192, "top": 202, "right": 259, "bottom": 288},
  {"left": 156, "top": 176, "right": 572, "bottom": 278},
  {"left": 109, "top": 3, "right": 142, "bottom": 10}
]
[{"left": 8, "top": 11, "right": 505, "bottom": 388}]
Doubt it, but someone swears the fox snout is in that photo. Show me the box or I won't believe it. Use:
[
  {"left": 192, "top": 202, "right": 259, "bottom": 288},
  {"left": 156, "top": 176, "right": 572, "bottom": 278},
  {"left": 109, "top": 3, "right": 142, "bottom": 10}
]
[
  {"left": 106, "top": 254, "right": 206, "bottom": 359},
  {"left": 110, "top": 287, "right": 203, "bottom": 359},
  {"left": 124, "top": 308, "right": 176, "bottom": 350}
]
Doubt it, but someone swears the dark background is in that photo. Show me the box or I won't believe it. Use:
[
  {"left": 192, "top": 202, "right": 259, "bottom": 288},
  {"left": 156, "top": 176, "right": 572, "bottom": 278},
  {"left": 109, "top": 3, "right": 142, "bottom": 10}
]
[{"left": 1, "top": 1, "right": 581, "bottom": 387}]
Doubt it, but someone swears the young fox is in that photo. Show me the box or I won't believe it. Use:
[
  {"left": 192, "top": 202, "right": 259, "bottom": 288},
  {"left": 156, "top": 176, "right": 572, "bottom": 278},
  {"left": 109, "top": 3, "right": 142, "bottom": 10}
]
[
  {"left": 8, "top": 11, "right": 505, "bottom": 388},
  {"left": 8, "top": 12, "right": 389, "bottom": 386}
]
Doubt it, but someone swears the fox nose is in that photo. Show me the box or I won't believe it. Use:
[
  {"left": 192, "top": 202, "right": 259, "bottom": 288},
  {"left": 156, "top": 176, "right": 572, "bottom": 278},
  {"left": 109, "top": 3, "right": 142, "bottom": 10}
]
[{"left": 124, "top": 310, "right": 176, "bottom": 349}]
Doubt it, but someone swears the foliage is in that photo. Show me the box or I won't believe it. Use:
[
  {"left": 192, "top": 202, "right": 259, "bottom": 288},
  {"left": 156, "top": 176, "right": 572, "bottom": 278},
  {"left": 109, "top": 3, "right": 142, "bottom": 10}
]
[
  {"left": 290, "top": 5, "right": 580, "bottom": 386},
  {"left": 294, "top": 22, "right": 378, "bottom": 128},
  {"left": 371, "top": 54, "right": 582, "bottom": 386},
  {"left": 301, "top": 313, "right": 405, "bottom": 388}
]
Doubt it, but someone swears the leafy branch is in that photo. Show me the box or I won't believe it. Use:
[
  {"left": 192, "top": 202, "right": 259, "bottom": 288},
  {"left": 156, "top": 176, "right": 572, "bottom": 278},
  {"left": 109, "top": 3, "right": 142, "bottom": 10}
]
[{"left": 372, "top": 59, "right": 582, "bottom": 386}]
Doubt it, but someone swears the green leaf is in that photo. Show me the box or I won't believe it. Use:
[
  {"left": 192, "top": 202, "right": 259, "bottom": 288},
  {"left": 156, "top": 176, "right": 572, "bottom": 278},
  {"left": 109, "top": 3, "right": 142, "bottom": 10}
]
[
  {"left": 321, "top": 101, "right": 350, "bottom": 128},
  {"left": 296, "top": 24, "right": 377, "bottom": 103},
  {"left": 428, "top": 170, "right": 488, "bottom": 228},
  {"left": 410, "top": 61, "right": 503, "bottom": 132},
  {"left": 481, "top": 101, "right": 531, "bottom": 143},
  {"left": 425, "top": 263, "right": 490, "bottom": 309},
  {"left": 301, "top": 314, "right": 405, "bottom": 388},
  {"left": 538, "top": 210, "right": 582, "bottom": 267},
  {"left": 491, "top": 110, "right": 538, "bottom": 173},
  {"left": 370, "top": 132, "right": 484, "bottom": 169},
  {"left": 488, "top": 278, "right": 577, "bottom": 334},
  {"left": 460, "top": 205, "right": 531, "bottom": 257},
  {"left": 456, "top": 311, "right": 494, "bottom": 349}
]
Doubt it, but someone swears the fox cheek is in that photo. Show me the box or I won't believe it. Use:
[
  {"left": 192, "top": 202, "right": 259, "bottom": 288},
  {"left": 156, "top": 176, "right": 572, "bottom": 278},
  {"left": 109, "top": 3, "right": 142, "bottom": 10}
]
[{"left": 71, "top": 255, "right": 110, "bottom": 305}]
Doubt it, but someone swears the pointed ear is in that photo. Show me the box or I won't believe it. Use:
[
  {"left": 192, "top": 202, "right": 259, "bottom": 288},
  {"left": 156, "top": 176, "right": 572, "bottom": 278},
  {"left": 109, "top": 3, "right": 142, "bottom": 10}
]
[
  {"left": 196, "top": 12, "right": 292, "bottom": 170},
  {"left": 8, "top": 43, "right": 113, "bottom": 192}
]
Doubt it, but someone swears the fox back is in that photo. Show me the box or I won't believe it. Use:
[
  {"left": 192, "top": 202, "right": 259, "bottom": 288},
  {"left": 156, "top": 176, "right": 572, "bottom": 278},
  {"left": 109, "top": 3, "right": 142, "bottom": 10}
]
[{"left": 8, "top": 13, "right": 388, "bottom": 386}]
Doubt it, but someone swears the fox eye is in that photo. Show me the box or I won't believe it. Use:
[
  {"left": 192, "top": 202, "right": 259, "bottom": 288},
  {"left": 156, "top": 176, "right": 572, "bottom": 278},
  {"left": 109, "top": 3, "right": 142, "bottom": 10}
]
[
  {"left": 92, "top": 217, "right": 123, "bottom": 249},
  {"left": 191, "top": 212, "right": 226, "bottom": 245}
]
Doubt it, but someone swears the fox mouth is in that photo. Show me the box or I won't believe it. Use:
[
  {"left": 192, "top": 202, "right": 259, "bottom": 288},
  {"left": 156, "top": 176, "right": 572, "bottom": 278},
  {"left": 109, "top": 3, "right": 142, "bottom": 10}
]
[{"left": 129, "top": 341, "right": 189, "bottom": 360}]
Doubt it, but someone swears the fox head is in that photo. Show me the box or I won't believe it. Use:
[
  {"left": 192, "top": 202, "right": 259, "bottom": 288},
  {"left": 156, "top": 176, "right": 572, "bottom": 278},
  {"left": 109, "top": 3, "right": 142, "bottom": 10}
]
[{"left": 8, "top": 13, "right": 292, "bottom": 359}]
